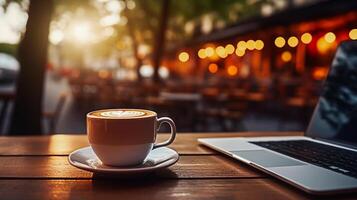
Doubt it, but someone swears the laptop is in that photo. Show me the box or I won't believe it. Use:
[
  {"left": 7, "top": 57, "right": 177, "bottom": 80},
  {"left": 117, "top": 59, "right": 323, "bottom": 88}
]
[{"left": 198, "top": 41, "right": 357, "bottom": 195}]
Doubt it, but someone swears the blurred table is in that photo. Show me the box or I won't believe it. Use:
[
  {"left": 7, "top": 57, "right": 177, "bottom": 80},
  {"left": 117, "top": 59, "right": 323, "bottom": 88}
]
[
  {"left": 0, "top": 132, "right": 356, "bottom": 199},
  {"left": 160, "top": 92, "right": 201, "bottom": 102}
]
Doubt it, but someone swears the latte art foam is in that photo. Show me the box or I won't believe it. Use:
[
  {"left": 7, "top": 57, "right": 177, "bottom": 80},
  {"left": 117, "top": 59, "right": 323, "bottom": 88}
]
[
  {"left": 88, "top": 109, "right": 156, "bottom": 119},
  {"left": 100, "top": 111, "right": 146, "bottom": 118}
]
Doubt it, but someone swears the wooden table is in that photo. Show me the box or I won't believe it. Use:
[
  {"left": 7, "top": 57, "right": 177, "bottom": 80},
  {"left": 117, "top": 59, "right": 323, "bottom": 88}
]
[{"left": 0, "top": 132, "right": 356, "bottom": 199}]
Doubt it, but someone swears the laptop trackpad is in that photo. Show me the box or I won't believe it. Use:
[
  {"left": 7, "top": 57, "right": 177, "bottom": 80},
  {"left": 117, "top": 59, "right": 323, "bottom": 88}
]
[{"left": 231, "top": 150, "right": 306, "bottom": 168}]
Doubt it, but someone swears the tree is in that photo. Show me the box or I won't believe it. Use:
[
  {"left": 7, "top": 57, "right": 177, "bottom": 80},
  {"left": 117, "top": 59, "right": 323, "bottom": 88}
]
[
  {"left": 9, "top": 0, "right": 53, "bottom": 135},
  {"left": 152, "top": 0, "right": 170, "bottom": 82}
]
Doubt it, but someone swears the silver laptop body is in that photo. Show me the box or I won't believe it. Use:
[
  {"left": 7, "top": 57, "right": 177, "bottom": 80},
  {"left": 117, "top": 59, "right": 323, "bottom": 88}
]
[{"left": 199, "top": 41, "right": 357, "bottom": 195}]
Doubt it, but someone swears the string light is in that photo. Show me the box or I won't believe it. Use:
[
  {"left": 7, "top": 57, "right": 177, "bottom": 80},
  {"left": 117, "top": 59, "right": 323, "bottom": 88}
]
[
  {"left": 254, "top": 40, "right": 264, "bottom": 50},
  {"left": 301, "top": 33, "right": 312, "bottom": 44},
  {"left": 275, "top": 36, "right": 285, "bottom": 48},
  {"left": 349, "top": 29, "right": 357, "bottom": 40},
  {"left": 215, "top": 46, "right": 227, "bottom": 58},
  {"left": 324, "top": 32, "right": 336, "bottom": 43},
  {"left": 198, "top": 49, "right": 207, "bottom": 59},
  {"left": 235, "top": 49, "right": 245, "bottom": 57},
  {"left": 287, "top": 36, "right": 299, "bottom": 47},
  {"left": 246, "top": 40, "right": 255, "bottom": 50},
  {"left": 237, "top": 41, "right": 246, "bottom": 51},
  {"left": 225, "top": 44, "right": 235, "bottom": 54},
  {"left": 205, "top": 47, "right": 215, "bottom": 57},
  {"left": 178, "top": 52, "right": 189, "bottom": 62}
]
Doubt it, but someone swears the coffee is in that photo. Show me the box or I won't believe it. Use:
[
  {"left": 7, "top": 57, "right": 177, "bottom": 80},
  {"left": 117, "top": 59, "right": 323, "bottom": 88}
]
[
  {"left": 88, "top": 109, "right": 156, "bottom": 119},
  {"left": 87, "top": 108, "right": 176, "bottom": 166}
]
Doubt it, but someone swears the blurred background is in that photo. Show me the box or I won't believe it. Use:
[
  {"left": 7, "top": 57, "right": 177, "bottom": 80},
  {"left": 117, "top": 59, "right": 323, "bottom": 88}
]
[{"left": 0, "top": 0, "right": 356, "bottom": 135}]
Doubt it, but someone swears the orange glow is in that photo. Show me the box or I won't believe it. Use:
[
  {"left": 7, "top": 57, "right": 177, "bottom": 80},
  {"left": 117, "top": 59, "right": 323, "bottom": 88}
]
[
  {"left": 205, "top": 47, "right": 215, "bottom": 57},
  {"left": 178, "top": 52, "right": 189, "bottom": 62},
  {"left": 281, "top": 51, "right": 292, "bottom": 62},
  {"left": 301, "top": 33, "right": 312, "bottom": 44},
  {"left": 254, "top": 40, "right": 264, "bottom": 50},
  {"left": 208, "top": 63, "right": 218, "bottom": 73},
  {"left": 227, "top": 65, "right": 238, "bottom": 76},
  {"left": 240, "top": 64, "right": 250, "bottom": 78},
  {"left": 313, "top": 67, "right": 328, "bottom": 80},
  {"left": 349, "top": 29, "right": 357, "bottom": 40},
  {"left": 317, "top": 37, "right": 333, "bottom": 54},
  {"left": 215, "top": 46, "right": 227, "bottom": 58},
  {"left": 324, "top": 32, "right": 336, "bottom": 43},
  {"left": 98, "top": 70, "right": 110, "bottom": 79},
  {"left": 72, "top": 70, "right": 80, "bottom": 78},
  {"left": 237, "top": 41, "right": 246, "bottom": 51},
  {"left": 275, "top": 36, "right": 285, "bottom": 48},
  {"left": 198, "top": 49, "right": 207, "bottom": 59},
  {"left": 287, "top": 36, "right": 298, "bottom": 47},
  {"left": 246, "top": 40, "right": 255, "bottom": 50},
  {"left": 235, "top": 48, "right": 245, "bottom": 57},
  {"left": 225, "top": 44, "right": 235, "bottom": 54}
]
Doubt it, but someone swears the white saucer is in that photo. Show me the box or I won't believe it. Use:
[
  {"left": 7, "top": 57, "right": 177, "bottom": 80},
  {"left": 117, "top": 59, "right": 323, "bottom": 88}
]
[{"left": 68, "top": 146, "right": 179, "bottom": 175}]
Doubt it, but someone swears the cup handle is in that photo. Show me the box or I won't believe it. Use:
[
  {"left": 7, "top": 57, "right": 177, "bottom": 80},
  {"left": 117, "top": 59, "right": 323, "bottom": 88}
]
[{"left": 153, "top": 117, "right": 176, "bottom": 149}]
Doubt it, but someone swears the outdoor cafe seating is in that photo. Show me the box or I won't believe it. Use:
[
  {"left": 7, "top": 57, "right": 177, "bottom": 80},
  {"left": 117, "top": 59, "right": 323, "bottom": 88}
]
[{"left": 1, "top": 0, "right": 357, "bottom": 199}]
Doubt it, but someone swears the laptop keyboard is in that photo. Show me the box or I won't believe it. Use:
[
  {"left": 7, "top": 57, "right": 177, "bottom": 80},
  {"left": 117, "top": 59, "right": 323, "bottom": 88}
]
[{"left": 250, "top": 140, "right": 357, "bottom": 179}]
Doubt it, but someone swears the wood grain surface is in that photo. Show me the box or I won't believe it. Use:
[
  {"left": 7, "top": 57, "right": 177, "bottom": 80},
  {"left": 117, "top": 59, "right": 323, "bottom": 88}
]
[
  {"left": 0, "top": 155, "right": 263, "bottom": 179},
  {"left": 0, "top": 132, "right": 355, "bottom": 200},
  {"left": 0, "top": 179, "right": 307, "bottom": 200},
  {"left": 0, "top": 132, "right": 303, "bottom": 155}
]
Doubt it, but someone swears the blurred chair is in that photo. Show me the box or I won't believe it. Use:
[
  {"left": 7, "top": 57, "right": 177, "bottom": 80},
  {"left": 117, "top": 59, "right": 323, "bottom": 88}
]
[
  {"left": 43, "top": 92, "right": 67, "bottom": 133},
  {"left": 0, "top": 90, "right": 15, "bottom": 133}
]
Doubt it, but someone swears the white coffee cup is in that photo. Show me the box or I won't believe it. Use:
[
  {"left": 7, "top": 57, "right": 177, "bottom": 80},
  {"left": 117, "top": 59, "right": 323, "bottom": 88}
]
[{"left": 87, "top": 109, "right": 176, "bottom": 166}]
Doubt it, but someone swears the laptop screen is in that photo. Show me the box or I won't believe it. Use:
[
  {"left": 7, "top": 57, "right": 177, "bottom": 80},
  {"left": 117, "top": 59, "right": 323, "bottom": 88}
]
[{"left": 306, "top": 41, "right": 357, "bottom": 146}]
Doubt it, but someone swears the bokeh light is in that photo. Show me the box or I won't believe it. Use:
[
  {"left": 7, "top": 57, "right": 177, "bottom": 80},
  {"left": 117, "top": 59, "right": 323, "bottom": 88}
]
[
  {"left": 349, "top": 29, "right": 357, "bottom": 40},
  {"left": 98, "top": 69, "right": 110, "bottom": 79},
  {"left": 246, "top": 40, "right": 255, "bottom": 50},
  {"left": 139, "top": 65, "right": 154, "bottom": 77},
  {"left": 215, "top": 46, "right": 227, "bottom": 58},
  {"left": 324, "top": 32, "right": 336, "bottom": 43},
  {"left": 126, "top": 0, "right": 136, "bottom": 10},
  {"left": 281, "top": 51, "right": 292, "bottom": 62},
  {"left": 159, "top": 66, "right": 169, "bottom": 79},
  {"left": 208, "top": 63, "right": 218, "bottom": 74},
  {"left": 49, "top": 29, "right": 64, "bottom": 45},
  {"left": 301, "top": 33, "right": 312, "bottom": 44},
  {"left": 198, "top": 49, "right": 207, "bottom": 59},
  {"left": 317, "top": 36, "right": 333, "bottom": 54},
  {"left": 225, "top": 44, "right": 235, "bottom": 54},
  {"left": 275, "top": 36, "right": 285, "bottom": 48},
  {"left": 287, "top": 36, "right": 298, "bottom": 47},
  {"left": 100, "top": 15, "right": 120, "bottom": 27},
  {"left": 235, "top": 48, "right": 245, "bottom": 57},
  {"left": 72, "top": 22, "right": 92, "bottom": 43},
  {"left": 205, "top": 47, "right": 215, "bottom": 57},
  {"left": 312, "top": 67, "right": 328, "bottom": 80},
  {"left": 178, "top": 52, "right": 189, "bottom": 62},
  {"left": 254, "top": 40, "right": 264, "bottom": 50},
  {"left": 237, "top": 41, "right": 246, "bottom": 51},
  {"left": 227, "top": 65, "right": 238, "bottom": 76}
]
